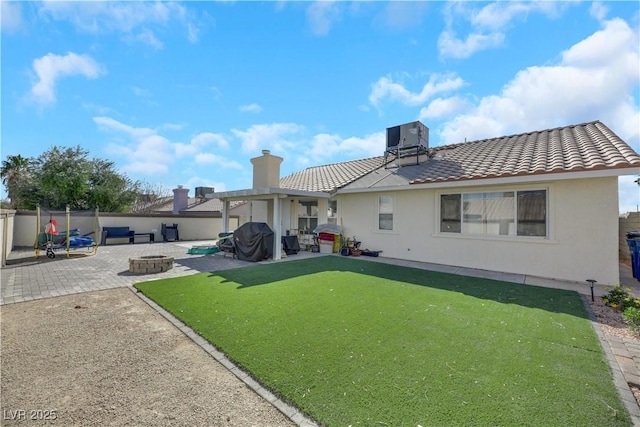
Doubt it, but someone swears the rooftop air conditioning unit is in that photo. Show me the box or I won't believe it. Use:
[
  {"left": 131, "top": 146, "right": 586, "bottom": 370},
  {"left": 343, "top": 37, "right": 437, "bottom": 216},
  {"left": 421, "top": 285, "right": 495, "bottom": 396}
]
[
  {"left": 195, "top": 186, "right": 215, "bottom": 198},
  {"left": 386, "top": 121, "right": 429, "bottom": 149}
]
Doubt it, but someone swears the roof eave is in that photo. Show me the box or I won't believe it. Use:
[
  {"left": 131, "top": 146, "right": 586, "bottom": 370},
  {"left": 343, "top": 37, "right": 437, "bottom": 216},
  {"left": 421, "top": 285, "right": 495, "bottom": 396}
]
[
  {"left": 210, "top": 187, "right": 331, "bottom": 201},
  {"left": 335, "top": 165, "right": 638, "bottom": 194}
]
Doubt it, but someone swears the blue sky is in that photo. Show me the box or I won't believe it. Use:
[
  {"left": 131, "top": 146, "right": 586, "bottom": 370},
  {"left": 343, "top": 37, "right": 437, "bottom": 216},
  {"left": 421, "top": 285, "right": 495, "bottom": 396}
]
[{"left": 2, "top": 1, "right": 639, "bottom": 212}]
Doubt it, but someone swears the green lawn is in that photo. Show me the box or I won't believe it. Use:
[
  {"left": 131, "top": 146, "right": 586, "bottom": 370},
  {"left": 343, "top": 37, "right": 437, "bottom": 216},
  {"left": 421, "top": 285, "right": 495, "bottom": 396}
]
[{"left": 135, "top": 256, "right": 630, "bottom": 426}]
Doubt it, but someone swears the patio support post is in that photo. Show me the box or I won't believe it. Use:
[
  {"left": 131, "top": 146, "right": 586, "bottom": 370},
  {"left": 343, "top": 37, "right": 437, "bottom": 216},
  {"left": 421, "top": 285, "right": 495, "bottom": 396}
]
[
  {"left": 273, "top": 195, "right": 282, "bottom": 260},
  {"left": 317, "top": 198, "right": 329, "bottom": 225},
  {"left": 222, "top": 199, "right": 230, "bottom": 232}
]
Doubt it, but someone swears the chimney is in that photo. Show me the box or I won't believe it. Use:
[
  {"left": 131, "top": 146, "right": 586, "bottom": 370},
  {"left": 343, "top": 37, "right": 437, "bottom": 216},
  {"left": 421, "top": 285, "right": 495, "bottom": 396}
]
[
  {"left": 172, "top": 185, "right": 189, "bottom": 214},
  {"left": 250, "top": 149, "right": 283, "bottom": 188}
]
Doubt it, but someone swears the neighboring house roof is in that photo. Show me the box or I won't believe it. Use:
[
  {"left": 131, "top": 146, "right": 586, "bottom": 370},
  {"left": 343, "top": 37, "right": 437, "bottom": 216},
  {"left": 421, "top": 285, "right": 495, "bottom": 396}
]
[
  {"left": 151, "top": 197, "right": 245, "bottom": 214},
  {"left": 282, "top": 121, "right": 640, "bottom": 194}
]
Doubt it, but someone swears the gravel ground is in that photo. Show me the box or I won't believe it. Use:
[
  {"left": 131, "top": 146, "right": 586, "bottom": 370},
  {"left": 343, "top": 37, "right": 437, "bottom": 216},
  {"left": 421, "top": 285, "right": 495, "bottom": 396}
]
[{"left": 0, "top": 287, "right": 296, "bottom": 426}]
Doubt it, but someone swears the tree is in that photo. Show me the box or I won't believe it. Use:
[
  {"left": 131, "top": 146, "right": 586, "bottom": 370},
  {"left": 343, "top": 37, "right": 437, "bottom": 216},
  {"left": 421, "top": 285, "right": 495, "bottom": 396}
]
[
  {"left": 0, "top": 154, "right": 30, "bottom": 209},
  {"left": 130, "top": 181, "right": 173, "bottom": 213},
  {"left": 1, "top": 146, "right": 142, "bottom": 212}
]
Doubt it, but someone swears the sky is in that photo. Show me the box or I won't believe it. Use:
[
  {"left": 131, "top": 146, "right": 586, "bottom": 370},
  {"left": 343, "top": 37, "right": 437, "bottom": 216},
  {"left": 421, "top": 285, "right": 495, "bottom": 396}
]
[{"left": 1, "top": 1, "right": 639, "bottom": 212}]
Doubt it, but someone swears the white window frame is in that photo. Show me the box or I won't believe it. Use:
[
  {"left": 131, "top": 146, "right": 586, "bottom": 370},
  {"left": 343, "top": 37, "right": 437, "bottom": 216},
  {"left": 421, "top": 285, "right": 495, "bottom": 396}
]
[
  {"left": 437, "top": 187, "right": 549, "bottom": 239},
  {"left": 377, "top": 194, "right": 394, "bottom": 231}
]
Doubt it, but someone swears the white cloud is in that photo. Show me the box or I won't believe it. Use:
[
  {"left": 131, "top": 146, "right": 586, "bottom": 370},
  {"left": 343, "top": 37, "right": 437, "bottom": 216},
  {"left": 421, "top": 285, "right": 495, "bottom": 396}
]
[
  {"left": 439, "top": 1, "right": 574, "bottom": 59},
  {"left": 231, "top": 123, "right": 305, "bottom": 154},
  {"left": 132, "top": 86, "right": 151, "bottom": 98},
  {"left": 94, "top": 116, "right": 151, "bottom": 136},
  {"left": 93, "top": 116, "right": 191, "bottom": 176},
  {"left": 125, "top": 29, "right": 164, "bottom": 50},
  {"left": 438, "top": 18, "right": 640, "bottom": 151},
  {"left": 174, "top": 132, "right": 229, "bottom": 157},
  {"left": 437, "top": 29, "right": 504, "bottom": 60},
  {"left": 470, "top": 2, "right": 566, "bottom": 31},
  {"left": 160, "top": 123, "right": 184, "bottom": 131},
  {"left": 341, "top": 132, "right": 386, "bottom": 158},
  {"left": 306, "top": 1, "right": 341, "bottom": 36},
  {"left": 1, "top": 1, "right": 24, "bottom": 33},
  {"left": 209, "top": 86, "right": 222, "bottom": 101},
  {"left": 372, "top": 2, "right": 430, "bottom": 31},
  {"left": 369, "top": 73, "right": 465, "bottom": 108},
  {"left": 192, "top": 132, "right": 229, "bottom": 148},
  {"left": 187, "top": 22, "right": 199, "bottom": 43},
  {"left": 589, "top": 2, "right": 609, "bottom": 22},
  {"left": 38, "top": 1, "right": 200, "bottom": 46},
  {"left": 40, "top": 1, "right": 169, "bottom": 32},
  {"left": 30, "top": 52, "right": 105, "bottom": 106},
  {"left": 194, "top": 153, "right": 242, "bottom": 169},
  {"left": 308, "top": 131, "right": 385, "bottom": 160},
  {"left": 239, "top": 103, "right": 263, "bottom": 113},
  {"left": 418, "top": 96, "right": 468, "bottom": 120}
]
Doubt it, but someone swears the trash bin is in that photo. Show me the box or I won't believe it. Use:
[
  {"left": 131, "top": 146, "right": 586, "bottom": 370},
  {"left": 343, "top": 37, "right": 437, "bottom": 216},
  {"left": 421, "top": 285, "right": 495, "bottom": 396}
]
[
  {"left": 319, "top": 240, "right": 333, "bottom": 254},
  {"left": 627, "top": 231, "right": 640, "bottom": 281}
]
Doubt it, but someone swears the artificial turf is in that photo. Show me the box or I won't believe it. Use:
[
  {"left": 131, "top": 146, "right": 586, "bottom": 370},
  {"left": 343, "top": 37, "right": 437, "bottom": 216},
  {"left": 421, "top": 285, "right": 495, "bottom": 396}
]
[{"left": 135, "top": 256, "right": 630, "bottom": 426}]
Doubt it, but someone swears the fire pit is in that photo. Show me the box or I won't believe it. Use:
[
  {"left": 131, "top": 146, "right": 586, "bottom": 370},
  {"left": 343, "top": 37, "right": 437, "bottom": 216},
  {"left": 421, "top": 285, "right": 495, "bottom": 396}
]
[{"left": 129, "top": 255, "right": 174, "bottom": 274}]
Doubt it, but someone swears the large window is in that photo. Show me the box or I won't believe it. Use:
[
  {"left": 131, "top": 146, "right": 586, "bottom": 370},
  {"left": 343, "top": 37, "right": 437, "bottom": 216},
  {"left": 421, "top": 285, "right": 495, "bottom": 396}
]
[
  {"left": 440, "top": 189, "right": 547, "bottom": 237},
  {"left": 378, "top": 195, "right": 393, "bottom": 231}
]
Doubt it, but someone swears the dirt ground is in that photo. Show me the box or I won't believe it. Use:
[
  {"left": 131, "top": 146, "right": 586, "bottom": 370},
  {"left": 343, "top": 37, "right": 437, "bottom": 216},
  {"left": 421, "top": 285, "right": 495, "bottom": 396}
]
[{"left": 0, "top": 288, "right": 296, "bottom": 426}]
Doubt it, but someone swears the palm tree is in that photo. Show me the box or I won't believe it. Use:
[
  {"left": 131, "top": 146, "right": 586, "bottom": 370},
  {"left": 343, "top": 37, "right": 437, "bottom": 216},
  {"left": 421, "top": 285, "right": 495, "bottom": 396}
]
[{"left": 1, "top": 154, "right": 30, "bottom": 209}]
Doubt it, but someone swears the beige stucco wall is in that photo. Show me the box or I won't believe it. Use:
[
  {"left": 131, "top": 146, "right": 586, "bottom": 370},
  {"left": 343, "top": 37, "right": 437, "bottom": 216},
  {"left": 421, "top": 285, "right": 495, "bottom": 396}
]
[
  {"left": 0, "top": 209, "right": 16, "bottom": 266},
  {"left": 338, "top": 176, "right": 620, "bottom": 285},
  {"left": 11, "top": 212, "right": 239, "bottom": 248}
]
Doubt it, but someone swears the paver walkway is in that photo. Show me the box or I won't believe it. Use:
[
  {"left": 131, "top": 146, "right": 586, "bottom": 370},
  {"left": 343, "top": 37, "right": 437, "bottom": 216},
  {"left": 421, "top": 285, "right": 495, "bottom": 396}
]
[{"left": 2, "top": 241, "right": 639, "bottom": 425}]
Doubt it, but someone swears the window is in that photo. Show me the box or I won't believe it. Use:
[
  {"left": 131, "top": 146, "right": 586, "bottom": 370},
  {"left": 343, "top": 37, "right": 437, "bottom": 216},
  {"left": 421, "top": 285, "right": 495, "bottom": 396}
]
[
  {"left": 440, "top": 194, "right": 461, "bottom": 233},
  {"left": 378, "top": 195, "right": 393, "bottom": 231},
  {"left": 462, "top": 192, "right": 514, "bottom": 236},
  {"left": 328, "top": 200, "right": 338, "bottom": 225},
  {"left": 517, "top": 190, "right": 546, "bottom": 237},
  {"left": 440, "top": 189, "right": 547, "bottom": 237},
  {"left": 298, "top": 201, "right": 318, "bottom": 233}
]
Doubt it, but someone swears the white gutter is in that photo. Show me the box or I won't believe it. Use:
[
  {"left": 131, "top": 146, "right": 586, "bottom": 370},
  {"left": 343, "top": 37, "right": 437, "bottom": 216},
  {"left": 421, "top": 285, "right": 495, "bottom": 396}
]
[{"left": 211, "top": 187, "right": 330, "bottom": 201}]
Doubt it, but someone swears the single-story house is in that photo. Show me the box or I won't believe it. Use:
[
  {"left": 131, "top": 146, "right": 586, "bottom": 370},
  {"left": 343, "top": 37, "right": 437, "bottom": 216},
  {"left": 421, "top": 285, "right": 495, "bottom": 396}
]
[{"left": 212, "top": 120, "right": 640, "bottom": 285}]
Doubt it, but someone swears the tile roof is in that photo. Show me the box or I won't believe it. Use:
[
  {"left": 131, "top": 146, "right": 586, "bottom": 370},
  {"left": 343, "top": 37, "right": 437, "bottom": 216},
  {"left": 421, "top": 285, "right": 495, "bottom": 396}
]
[
  {"left": 279, "top": 156, "right": 387, "bottom": 193},
  {"left": 282, "top": 121, "right": 639, "bottom": 193},
  {"left": 411, "top": 121, "right": 640, "bottom": 184}
]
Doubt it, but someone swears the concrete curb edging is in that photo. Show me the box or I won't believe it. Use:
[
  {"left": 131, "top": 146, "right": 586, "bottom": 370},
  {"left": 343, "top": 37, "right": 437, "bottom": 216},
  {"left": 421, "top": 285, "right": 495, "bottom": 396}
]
[
  {"left": 582, "top": 295, "right": 640, "bottom": 426},
  {"left": 130, "top": 286, "right": 319, "bottom": 427}
]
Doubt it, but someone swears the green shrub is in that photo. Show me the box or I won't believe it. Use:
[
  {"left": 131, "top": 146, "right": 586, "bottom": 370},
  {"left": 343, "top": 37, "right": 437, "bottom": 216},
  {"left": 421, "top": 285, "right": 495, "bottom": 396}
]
[
  {"left": 623, "top": 307, "right": 640, "bottom": 336},
  {"left": 602, "top": 285, "right": 640, "bottom": 311}
]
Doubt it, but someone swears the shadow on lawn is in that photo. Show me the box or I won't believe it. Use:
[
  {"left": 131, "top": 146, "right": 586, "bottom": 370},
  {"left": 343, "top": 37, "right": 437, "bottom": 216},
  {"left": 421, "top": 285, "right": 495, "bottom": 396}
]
[{"left": 209, "top": 256, "right": 588, "bottom": 318}]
